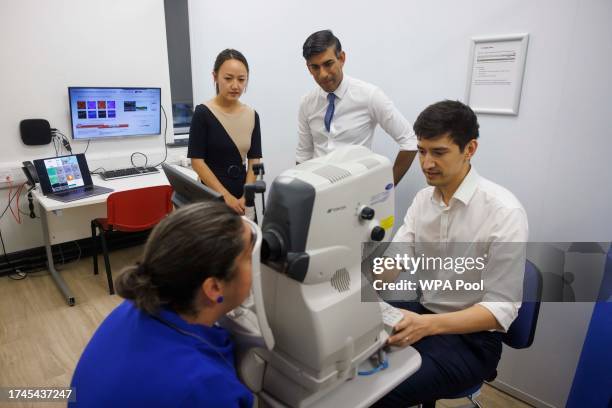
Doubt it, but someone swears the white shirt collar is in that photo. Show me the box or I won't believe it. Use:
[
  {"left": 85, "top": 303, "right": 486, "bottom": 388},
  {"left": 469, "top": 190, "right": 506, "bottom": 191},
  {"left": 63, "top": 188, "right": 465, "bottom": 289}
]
[
  {"left": 333, "top": 75, "right": 350, "bottom": 99},
  {"left": 432, "top": 166, "right": 480, "bottom": 206},
  {"left": 318, "top": 75, "right": 350, "bottom": 100}
]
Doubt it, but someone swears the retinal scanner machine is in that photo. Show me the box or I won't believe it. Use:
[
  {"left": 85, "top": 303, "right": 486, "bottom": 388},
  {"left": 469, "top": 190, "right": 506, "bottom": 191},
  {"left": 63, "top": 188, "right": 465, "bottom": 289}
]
[
  {"left": 225, "top": 146, "right": 399, "bottom": 407},
  {"left": 166, "top": 146, "right": 400, "bottom": 407}
]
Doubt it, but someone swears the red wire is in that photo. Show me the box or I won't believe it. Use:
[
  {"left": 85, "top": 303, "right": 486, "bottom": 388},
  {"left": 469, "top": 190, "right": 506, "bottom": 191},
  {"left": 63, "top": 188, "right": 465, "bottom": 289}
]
[
  {"left": 6, "top": 180, "right": 26, "bottom": 224},
  {"left": 7, "top": 179, "right": 18, "bottom": 222},
  {"left": 14, "top": 182, "right": 26, "bottom": 224}
]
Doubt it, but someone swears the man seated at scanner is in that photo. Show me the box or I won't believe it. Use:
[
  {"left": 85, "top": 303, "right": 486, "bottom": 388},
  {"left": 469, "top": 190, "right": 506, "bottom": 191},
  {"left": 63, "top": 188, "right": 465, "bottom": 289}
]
[
  {"left": 373, "top": 100, "right": 528, "bottom": 407},
  {"left": 70, "top": 202, "right": 254, "bottom": 407}
]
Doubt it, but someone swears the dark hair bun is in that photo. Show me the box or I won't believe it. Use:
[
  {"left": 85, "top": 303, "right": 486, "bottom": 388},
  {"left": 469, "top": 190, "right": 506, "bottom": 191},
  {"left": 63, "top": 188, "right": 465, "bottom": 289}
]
[{"left": 115, "top": 264, "right": 162, "bottom": 314}]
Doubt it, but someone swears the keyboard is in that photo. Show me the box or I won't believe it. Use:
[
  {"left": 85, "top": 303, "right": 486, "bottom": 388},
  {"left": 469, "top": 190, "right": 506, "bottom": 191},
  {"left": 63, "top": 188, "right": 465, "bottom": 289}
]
[
  {"left": 100, "top": 166, "right": 159, "bottom": 180},
  {"left": 53, "top": 186, "right": 91, "bottom": 197}
]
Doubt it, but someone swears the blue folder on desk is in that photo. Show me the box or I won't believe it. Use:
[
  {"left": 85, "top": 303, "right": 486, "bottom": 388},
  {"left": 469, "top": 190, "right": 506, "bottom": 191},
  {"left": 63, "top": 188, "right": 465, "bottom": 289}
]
[{"left": 33, "top": 153, "right": 113, "bottom": 203}]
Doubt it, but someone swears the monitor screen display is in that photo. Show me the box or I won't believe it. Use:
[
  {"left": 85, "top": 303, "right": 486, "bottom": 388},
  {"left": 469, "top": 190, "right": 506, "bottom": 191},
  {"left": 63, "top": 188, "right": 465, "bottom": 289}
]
[
  {"left": 42, "top": 155, "right": 85, "bottom": 192},
  {"left": 68, "top": 87, "right": 161, "bottom": 140},
  {"left": 33, "top": 154, "right": 95, "bottom": 195},
  {"left": 172, "top": 102, "right": 193, "bottom": 135}
]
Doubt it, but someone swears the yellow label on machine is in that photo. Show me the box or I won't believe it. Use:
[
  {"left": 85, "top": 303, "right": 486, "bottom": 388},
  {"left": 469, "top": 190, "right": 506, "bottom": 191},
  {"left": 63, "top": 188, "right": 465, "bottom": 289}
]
[{"left": 380, "top": 215, "right": 394, "bottom": 231}]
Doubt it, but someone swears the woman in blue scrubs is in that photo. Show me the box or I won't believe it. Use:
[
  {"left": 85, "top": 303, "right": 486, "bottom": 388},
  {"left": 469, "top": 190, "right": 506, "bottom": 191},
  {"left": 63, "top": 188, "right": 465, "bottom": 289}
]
[{"left": 70, "top": 201, "right": 254, "bottom": 407}]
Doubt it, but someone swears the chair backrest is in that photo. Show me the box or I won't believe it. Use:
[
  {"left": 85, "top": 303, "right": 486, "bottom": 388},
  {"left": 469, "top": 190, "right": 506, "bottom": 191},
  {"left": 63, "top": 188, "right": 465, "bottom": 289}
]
[
  {"left": 502, "top": 260, "right": 543, "bottom": 349},
  {"left": 106, "top": 185, "right": 173, "bottom": 232}
]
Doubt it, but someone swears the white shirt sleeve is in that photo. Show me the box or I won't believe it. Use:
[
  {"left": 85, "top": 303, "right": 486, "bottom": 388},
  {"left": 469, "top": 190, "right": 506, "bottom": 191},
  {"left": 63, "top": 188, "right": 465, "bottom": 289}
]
[
  {"left": 392, "top": 194, "right": 419, "bottom": 244},
  {"left": 296, "top": 97, "right": 314, "bottom": 163},
  {"left": 384, "top": 193, "right": 420, "bottom": 262},
  {"left": 478, "top": 206, "right": 529, "bottom": 332},
  {"left": 368, "top": 87, "right": 417, "bottom": 151}
]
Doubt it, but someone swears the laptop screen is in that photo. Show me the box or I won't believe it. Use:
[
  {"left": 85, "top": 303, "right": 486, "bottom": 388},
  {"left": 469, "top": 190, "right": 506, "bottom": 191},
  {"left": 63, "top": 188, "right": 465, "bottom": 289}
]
[
  {"left": 43, "top": 156, "right": 85, "bottom": 192},
  {"left": 34, "top": 154, "right": 95, "bottom": 196}
]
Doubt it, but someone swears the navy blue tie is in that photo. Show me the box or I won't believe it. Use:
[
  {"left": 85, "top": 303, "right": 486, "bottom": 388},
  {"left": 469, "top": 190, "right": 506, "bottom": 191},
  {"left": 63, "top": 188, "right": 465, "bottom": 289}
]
[{"left": 324, "top": 93, "right": 336, "bottom": 132}]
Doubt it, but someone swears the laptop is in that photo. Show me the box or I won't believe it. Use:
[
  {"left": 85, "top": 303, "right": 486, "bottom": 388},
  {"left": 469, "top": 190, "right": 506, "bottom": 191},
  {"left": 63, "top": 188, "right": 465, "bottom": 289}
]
[{"left": 34, "top": 154, "right": 114, "bottom": 202}]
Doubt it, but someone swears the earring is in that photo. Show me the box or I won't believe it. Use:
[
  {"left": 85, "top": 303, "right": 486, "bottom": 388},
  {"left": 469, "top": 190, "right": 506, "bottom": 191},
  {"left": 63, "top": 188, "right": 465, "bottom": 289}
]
[{"left": 216, "top": 296, "right": 224, "bottom": 304}]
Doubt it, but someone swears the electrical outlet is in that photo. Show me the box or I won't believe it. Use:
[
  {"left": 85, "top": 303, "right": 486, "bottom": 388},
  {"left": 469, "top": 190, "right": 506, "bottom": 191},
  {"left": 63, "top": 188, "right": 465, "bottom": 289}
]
[{"left": 0, "top": 166, "right": 28, "bottom": 189}]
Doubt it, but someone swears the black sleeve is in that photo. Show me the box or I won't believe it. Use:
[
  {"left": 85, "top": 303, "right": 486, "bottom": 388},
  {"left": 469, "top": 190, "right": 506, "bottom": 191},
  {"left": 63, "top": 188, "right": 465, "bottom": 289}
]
[
  {"left": 187, "top": 105, "right": 207, "bottom": 159},
  {"left": 247, "top": 111, "right": 262, "bottom": 159}
]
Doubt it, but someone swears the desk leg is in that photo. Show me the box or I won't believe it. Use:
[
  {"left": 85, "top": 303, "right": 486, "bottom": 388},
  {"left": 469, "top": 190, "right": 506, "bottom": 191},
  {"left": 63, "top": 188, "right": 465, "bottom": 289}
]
[{"left": 38, "top": 204, "right": 76, "bottom": 306}]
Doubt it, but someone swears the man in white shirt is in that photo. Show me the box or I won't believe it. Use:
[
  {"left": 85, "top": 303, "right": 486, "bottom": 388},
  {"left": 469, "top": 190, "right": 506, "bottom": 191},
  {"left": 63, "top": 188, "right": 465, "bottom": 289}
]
[
  {"left": 373, "top": 100, "right": 528, "bottom": 407},
  {"left": 296, "top": 30, "right": 417, "bottom": 185}
]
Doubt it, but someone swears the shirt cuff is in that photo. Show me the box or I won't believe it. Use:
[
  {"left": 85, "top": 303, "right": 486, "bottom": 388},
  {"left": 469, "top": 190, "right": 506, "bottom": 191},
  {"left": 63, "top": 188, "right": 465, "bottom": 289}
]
[
  {"left": 478, "top": 301, "right": 521, "bottom": 332},
  {"left": 398, "top": 133, "right": 418, "bottom": 151}
]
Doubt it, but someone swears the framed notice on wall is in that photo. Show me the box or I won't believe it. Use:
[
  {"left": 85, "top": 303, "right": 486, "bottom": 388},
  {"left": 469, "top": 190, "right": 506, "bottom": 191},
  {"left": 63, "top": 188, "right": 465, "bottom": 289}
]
[{"left": 465, "top": 33, "right": 529, "bottom": 115}]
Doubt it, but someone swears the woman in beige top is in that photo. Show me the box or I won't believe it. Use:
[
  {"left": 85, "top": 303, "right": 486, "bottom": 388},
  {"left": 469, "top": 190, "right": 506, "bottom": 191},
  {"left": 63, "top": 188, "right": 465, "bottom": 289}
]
[{"left": 188, "top": 49, "right": 262, "bottom": 215}]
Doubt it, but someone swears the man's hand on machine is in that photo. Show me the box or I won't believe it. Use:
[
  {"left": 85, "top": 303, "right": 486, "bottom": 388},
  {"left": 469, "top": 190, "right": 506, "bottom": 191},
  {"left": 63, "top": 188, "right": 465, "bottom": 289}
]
[{"left": 387, "top": 309, "right": 434, "bottom": 347}]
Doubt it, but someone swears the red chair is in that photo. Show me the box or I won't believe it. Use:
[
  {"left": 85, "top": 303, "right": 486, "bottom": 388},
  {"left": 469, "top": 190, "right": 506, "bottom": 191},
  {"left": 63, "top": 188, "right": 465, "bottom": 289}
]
[{"left": 91, "top": 185, "right": 173, "bottom": 294}]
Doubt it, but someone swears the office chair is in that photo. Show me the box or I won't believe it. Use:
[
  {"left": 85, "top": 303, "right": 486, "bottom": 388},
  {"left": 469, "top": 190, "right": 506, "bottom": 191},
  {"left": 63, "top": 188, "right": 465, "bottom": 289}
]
[
  {"left": 91, "top": 185, "right": 173, "bottom": 294},
  {"left": 442, "top": 260, "right": 543, "bottom": 408}
]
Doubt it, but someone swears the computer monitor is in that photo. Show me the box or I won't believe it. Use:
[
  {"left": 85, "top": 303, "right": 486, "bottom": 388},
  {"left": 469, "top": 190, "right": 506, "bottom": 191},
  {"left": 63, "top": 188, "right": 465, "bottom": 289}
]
[
  {"left": 172, "top": 102, "right": 193, "bottom": 135},
  {"left": 161, "top": 163, "right": 223, "bottom": 208},
  {"left": 68, "top": 87, "right": 161, "bottom": 140}
]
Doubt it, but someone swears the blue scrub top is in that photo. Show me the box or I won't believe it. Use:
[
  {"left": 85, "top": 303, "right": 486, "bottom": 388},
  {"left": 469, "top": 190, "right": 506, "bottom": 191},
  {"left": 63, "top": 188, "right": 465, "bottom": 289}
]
[{"left": 69, "top": 300, "right": 254, "bottom": 407}]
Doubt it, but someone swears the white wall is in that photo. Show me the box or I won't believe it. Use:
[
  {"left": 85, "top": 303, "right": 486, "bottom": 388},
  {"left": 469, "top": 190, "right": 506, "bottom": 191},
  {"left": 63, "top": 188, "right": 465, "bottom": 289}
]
[
  {"left": 0, "top": 0, "right": 182, "bottom": 253},
  {"left": 189, "top": 1, "right": 612, "bottom": 406}
]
